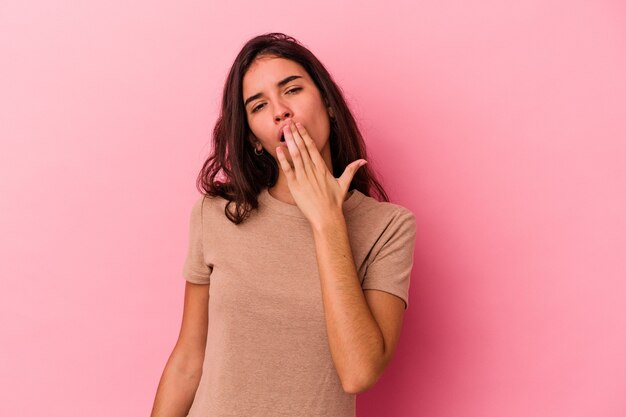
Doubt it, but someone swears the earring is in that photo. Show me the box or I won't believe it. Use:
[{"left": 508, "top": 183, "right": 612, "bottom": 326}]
[{"left": 254, "top": 145, "right": 264, "bottom": 155}]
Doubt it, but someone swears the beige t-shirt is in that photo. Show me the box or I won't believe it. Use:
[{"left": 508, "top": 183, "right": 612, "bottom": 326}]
[{"left": 182, "top": 186, "right": 416, "bottom": 417}]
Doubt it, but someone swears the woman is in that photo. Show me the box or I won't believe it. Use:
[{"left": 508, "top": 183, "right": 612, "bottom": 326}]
[{"left": 151, "top": 32, "right": 417, "bottom": 417}]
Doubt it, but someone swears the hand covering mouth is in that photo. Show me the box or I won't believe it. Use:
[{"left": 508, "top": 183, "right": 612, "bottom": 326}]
[{"left": 277, "top": 121, "right": 295, "bottom": 142}]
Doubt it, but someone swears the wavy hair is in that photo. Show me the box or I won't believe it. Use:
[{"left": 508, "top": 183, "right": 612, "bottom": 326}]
[{"left": 197, "top": 32, "right": 389, "bottom": 224}]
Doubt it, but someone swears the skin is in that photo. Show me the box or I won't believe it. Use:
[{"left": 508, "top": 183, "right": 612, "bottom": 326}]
[
  {"left": 242, "top": 55, "right": 351, "bottom": 206},
  {"left": 150, "top": 56, "right": 407, "bottom": 414},
  {"left": 241, "top": 56, "right": 407, "bottom": 394}
]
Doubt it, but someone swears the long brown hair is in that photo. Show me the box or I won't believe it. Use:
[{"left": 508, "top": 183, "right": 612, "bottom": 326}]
[{"left": 197, "top": 32, "right": 390, "bottom": 224}]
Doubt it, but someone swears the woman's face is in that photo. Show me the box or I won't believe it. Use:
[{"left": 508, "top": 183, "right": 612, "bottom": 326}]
[{"left": 242, "top": 56, "right": 332, "bottom": 167}]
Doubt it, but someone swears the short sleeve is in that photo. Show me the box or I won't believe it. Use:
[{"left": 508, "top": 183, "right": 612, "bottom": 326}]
[
  {"left": 362, "top": 208, "right": 416, "bottom": 310},
  {"left": 182, "top": 195, "right": 212, "bottom": 284}
]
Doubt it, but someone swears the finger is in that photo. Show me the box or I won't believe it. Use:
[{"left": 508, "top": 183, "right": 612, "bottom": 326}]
[
  {"left": 275, "top": 144, "right": 296, "bottom": 184},
  {"left": 283, "top": 124, "right": 306, "bottom": 183},
  {"left": 290, "top": 122, "right": 317, "bottom": 184},
  {"left": 294, "top": 122, "right": 327, "bottom": 175},
  {"left": 338, "top": 159, "right": 367, "bottom": 192}
]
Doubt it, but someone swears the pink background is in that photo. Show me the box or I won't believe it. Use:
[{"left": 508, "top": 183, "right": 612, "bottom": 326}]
[{"left": 1, "top": 1, "right": 625, "bottom": 416}]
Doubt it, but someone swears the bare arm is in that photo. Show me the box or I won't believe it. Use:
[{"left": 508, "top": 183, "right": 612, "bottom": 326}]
[
  {"left": 150, "top": 281, "right": 209, "bottom": 417},
  {"left": 312, "top": 214, "right": 406, "bottom": 395}
]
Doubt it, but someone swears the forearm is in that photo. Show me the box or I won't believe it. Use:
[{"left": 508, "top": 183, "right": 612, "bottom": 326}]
[
  {"left": 311, "top": 213, "right": 384, "bottom": 393},
  {"left": 150, "top": 350, "right": 203, "bottom": 417}
]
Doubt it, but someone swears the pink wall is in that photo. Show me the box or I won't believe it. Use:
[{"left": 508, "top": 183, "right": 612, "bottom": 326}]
[{"left": 1, "top": 1, "right": 625, "bottom": 416}]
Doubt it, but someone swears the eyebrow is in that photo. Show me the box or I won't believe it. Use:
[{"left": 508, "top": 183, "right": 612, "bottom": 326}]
[{"left": 244, "top": 75, "right": 303, "bottom": 108}]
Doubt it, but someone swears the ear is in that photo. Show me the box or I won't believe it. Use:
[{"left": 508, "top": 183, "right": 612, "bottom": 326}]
[
  {"left": 247, "top": 132, "right": 258, "bottom": 145},
  {"left": 323, "top": 96, "right": 335, "bottom": 119}
]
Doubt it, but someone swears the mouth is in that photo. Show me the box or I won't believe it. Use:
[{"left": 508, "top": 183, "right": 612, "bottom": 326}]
[{"left": 278, "top": 121, "right": 296, "bottom": 142}]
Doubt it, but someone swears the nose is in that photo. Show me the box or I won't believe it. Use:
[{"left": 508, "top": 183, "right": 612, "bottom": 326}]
[
  {"left": 274, "top": 104, "right": 292, "bottom": 122},
  {"left": 275, "top": 112, "right": 292, "bottom": 122}
]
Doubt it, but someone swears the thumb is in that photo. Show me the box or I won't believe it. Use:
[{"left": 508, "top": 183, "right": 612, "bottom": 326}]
[{"left": 337, "top": 159, "right": 367, "bottom": 191}]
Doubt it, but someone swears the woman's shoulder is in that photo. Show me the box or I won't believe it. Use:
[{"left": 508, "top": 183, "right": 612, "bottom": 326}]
[
  {"left": 351, "top": 191, "right": 417, "bottom": 242},
  {"left": 188, "top": 192, "right": 230, "bottom": 221},
  {"left": 355, "top": 190, "right": 415, "bottom": 220}
]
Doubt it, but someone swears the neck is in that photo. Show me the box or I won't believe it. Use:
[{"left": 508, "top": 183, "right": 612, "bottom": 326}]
[{"left": 268, "top": 182, "right": 352, "bottom": 206}]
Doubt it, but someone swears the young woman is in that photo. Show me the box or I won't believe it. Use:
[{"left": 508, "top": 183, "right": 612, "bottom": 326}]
[{"left": 151, "top": 32, "right": 417, "bottom": 417}]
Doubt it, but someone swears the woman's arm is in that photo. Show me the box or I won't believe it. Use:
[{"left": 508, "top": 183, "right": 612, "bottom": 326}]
[
  {"left": 150, "top": 281, "right": 209, "bottom": 417},
  {"left": 313, "top": 213, "right": 405, "bottom": 394}
]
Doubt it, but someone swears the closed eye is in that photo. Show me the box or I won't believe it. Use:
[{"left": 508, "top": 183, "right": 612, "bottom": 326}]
[{"left": 251, "top": 87, "right": 302, "bottom": 113}]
